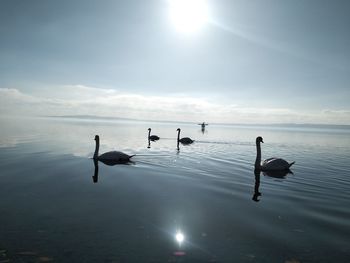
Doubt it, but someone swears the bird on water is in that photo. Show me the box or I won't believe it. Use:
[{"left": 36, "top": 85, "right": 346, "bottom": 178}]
[
  {"left": 148, "top": 128, "right": 160, "bottom": 141},
  {"left": 93, "top": 135, "right": 134, "bottom": 165},
  {"left": 255, "top": 136, "right": 295, "bottom": 171},
  {"left": 177, "top": 128, "right": 194, "bottom": 144}
]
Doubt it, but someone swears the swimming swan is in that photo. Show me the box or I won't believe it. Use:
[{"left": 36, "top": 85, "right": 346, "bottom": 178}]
[
  {"left": 148, "top": 128, "right": 160, "bottom": 141},
  {"left": 255, "top": 136, "right": 295, "bottom": 171},
  {"left": 93, "top": 135, "right": 134, "bottom": 164},
  {"left": 177, "top": 128, "right": 194, "bottom": 144}
]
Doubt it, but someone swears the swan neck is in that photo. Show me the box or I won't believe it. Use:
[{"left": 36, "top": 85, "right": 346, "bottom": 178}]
[
  {"left": 93, "top": 138, "right": 99, "bottom": 159},
  {"left": 255, "top": 141, "right": 261, "bottom": 169},
  {"left": 148, "top": 129, "right": 150, "bottom": 138},
  {"left": 177, "top": 130, "right": 180, "bottom": 141}
]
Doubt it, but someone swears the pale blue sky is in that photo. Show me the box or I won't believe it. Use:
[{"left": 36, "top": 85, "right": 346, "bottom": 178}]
[{"left": 0, "top": 0, "right": 349, "bottom": 124}]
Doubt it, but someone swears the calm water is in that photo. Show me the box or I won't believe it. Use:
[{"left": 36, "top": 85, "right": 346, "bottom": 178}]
[{"left": 0, "top": 116, "right": 349, "bottom": 262}]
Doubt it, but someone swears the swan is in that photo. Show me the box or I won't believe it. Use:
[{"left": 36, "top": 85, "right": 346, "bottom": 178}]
[
  {"left": 93, "top": 135, "right": 134, "bottom": 165},
  {"left": 148, "top": 128, "right": 160, "bottom": 141},
  {"left": 177, "top": 128, "right": 194, "bottom": 144},
  {"left": 255, "top": 136, "right": 295, "bottom": 171}
]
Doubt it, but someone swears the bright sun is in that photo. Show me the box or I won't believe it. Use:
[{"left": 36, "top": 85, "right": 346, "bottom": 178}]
[{"left": 168, "top": 0, "right": 210, "bottom": 33}]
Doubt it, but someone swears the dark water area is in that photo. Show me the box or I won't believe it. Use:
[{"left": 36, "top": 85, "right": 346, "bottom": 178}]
[{"left": 0, "top": 116, "right": 349, "bottom": 262}]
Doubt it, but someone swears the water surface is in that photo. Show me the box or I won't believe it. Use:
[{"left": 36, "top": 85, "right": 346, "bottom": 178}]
[{"left": 0, "top": 116, "right": 349, "bottom": 262}]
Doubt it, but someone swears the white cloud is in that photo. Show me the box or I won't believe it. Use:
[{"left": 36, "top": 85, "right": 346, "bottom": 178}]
[{"left": 1, "top": 86, "right": 349, "bottom": 124}]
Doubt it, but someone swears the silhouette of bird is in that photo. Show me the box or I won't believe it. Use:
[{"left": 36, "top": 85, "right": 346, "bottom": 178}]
[
  {"left": 93, "top": 135, "right": 134, "bottom": 165},
  {"left": 148, "top": 128, "right": 160, "bottom": 141},
  {"left": 177, "top": 128, "right": 194, "bottom": 144},
  {"left": 255, "top": 136, "right": 294, "bottom": 171}
]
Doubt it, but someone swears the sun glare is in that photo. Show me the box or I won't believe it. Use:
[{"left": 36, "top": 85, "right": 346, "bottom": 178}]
[
  {"left": 169, "top": 0, "right": 209, "bottom": 33},
  {"left": 175, "top": 230, "right": 185, "bottom": 245}
]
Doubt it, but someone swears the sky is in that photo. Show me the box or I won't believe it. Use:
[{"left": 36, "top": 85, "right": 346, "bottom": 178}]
[{"left": 0, "top": 0, "right": 350, "bottom": 124}]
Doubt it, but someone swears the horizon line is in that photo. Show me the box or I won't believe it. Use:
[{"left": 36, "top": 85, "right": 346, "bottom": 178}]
[{"left": 43, "top": 114, "right": 350, "bottom": 129}]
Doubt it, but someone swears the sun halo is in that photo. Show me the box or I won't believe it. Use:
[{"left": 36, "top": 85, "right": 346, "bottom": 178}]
[{"left": 168, "top": 0, "right": 210, "bottom": 34}]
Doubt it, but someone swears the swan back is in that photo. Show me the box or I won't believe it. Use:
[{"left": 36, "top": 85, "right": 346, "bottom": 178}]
[
  {"left": 98, "top": 151, "right": 133, "bottom": 164},
  {"left": 149, "top": 135, "right": 160, "bottom": 141},
  {"left": 179, "top": 137, "right": 194, "bottom": 144},
  {"left": 261, "top": 158, "right": 294, "bottom": 171},
  {"left": 93, "top": 135, "right": 133, "bottom": 164},
  {"left": 177, "top": 128, "right": 194, "bottom": 144}
]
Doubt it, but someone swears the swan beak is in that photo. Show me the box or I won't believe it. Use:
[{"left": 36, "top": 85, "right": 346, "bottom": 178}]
[{"left": 261, "top": 140, "right": 264, "bottom": 143}]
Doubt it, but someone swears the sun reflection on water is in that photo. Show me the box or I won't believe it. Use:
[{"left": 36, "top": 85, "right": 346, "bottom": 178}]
[{"left": 175, "top": 230, "right": 185, "bottom": 245}]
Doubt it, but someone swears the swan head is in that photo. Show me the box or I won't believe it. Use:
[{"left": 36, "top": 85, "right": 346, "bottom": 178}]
[
  {"left": 94, "top": 135, "right": 100, "bottom": 141},
  {"left": 177, "top": 128, "right": 181, "bottom": 131},
  {"left": 256, "top": 136, "right": 264, "bottom": 144},
  {"left": 148, "top": 128, "right": 151, "bottom": 131}
]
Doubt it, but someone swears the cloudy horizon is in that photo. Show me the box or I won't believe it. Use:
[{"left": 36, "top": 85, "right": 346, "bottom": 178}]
[
  {"left": 1, "top": 85, "right": 350, "bottom": 125},
  {"left": 1, "top": 0, "right": 349, "bottom": 125}
]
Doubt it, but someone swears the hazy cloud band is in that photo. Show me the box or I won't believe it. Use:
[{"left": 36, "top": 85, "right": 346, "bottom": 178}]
[{"left": 1, "top": 86, "right": 349, "bottom": 124}]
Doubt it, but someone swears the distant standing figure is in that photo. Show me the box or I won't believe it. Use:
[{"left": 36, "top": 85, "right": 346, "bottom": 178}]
[
  {"left": 198, "top": 122, "right": 208, "bottom": 134},
  {"left": 198, "top": 122, "right": 208, "bottom": 129}
]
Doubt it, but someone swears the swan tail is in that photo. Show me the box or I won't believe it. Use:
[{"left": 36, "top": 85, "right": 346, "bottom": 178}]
[{"left": 288, "top": 161, "right": 295, "bottom": 168}]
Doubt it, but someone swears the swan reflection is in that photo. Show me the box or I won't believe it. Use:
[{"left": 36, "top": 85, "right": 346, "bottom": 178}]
[
  {"left": 253, "top": 169, "right": 293, "bottom": 202},
  {"left": 92, "top": 159, "right": 99, "bottom": 183},
  {"left": 252, "top": 169, "right": 262, "bottom": 202},
  {"left": 173, "top": 230, "right": 186, "bottom": 257},
  {"left": 92, "top": 156, "right": 134, "bottom": 184},
  {"left": 147, "top": 136, "right": 160, "bottom": 149}
]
